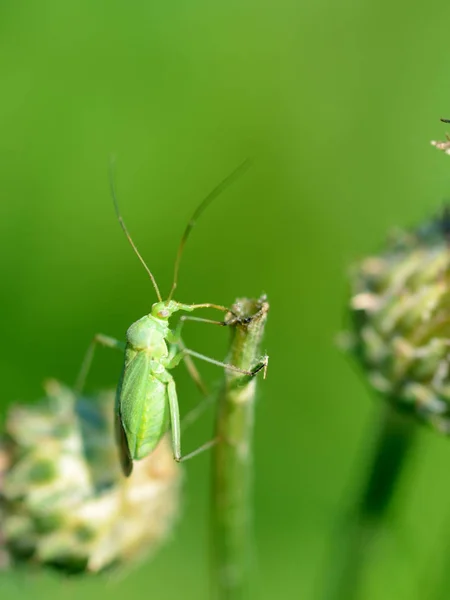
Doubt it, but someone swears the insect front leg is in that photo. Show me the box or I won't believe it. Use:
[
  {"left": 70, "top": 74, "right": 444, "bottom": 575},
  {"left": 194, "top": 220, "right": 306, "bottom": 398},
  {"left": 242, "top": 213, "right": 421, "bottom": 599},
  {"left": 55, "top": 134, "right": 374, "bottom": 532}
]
[
  {"left": 75, "top": 334, "right": 125, "bottom": 393},
  {"left": 164, "top": 372, "right": 217, "bottom": 462},
  {"left": 167, "top": 312, "right": 241, "bottom": 347}
]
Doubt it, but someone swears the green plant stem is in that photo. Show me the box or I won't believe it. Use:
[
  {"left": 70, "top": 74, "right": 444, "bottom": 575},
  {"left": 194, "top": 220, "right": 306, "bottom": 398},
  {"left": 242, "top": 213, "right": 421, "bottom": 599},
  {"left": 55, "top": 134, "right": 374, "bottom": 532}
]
[
  {"left": 211, "top": 296, "right": 269, "bottom": 600},
  {"left": 324, "top": 402, "right": 418, "bottom": 600}
]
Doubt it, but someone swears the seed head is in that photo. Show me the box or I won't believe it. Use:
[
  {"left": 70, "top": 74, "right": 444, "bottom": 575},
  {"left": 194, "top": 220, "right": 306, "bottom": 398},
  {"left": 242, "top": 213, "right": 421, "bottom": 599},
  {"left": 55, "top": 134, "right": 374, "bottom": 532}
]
[
  {"left": 0, "top": 380, "right": 181, "bottom": 574},
  {"left": 345, "top": 212, "right": 450, "bottom": 432}
]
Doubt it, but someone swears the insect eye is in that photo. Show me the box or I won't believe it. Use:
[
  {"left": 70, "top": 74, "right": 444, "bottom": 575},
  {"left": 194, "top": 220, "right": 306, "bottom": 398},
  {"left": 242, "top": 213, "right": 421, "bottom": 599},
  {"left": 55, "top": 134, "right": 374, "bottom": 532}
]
[{"left": 158, "top": 310, "right": 169, "bottom": 318}]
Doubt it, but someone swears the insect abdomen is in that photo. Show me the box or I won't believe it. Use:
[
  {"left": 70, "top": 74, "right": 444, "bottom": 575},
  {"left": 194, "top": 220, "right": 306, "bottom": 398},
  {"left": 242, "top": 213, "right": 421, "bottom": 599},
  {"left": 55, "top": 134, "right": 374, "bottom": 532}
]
[{"left": 117, "top": 350, "right": 169, "bottom": 461}]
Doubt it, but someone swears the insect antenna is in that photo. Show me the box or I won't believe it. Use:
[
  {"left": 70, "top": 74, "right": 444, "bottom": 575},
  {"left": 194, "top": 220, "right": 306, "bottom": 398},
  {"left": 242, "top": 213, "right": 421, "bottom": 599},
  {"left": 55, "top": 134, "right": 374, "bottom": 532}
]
[
  {"left": 167, "top": 159, "right": 252, "bottom": 301},
  {"left": 109, "top": 158, "right": 163, "bottom": 302}
]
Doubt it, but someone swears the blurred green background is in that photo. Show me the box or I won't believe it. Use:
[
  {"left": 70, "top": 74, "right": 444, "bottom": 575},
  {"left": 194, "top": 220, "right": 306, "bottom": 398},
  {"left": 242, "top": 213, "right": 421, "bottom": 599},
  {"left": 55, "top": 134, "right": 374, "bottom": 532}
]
[{"left": 2, "top": 1, "right": 450, "bottom": 599}]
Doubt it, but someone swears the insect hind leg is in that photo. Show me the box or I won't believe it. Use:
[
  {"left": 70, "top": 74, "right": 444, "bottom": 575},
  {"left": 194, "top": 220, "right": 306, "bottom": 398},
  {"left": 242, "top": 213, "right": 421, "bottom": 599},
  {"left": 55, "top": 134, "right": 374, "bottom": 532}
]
[{"left": 75, "top": 334, "right": 125, "bottom": 393}]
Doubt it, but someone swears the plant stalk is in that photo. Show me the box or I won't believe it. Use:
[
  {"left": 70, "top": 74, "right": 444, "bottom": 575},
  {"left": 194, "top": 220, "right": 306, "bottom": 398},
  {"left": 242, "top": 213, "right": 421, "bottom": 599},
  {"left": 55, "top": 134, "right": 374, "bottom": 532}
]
[
  {"left": 211, "top": 296, "right": 269, "bottom": 600},
  {"left": 323, "top": 402, "right": 418, "bottom": 600}
]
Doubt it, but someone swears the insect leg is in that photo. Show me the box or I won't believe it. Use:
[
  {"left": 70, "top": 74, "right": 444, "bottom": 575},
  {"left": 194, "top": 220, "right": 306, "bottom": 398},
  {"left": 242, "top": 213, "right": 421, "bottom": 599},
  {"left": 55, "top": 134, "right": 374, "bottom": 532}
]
[
  {"left": 75, "top": 334, "right": 125, "bottom": 393},
  {"left": 179, "top": 315, "right": 230, "bottom": 327},
  {"left": 162, "top": 337, "right": 219, "bottom": 432},
  {"left": 167, "top": 314, "right": 239, "bottom": 389},
  {"left": 166, "top": 376, "right": 181, "bottom": 461},
  {"left": 167, "top": 317, "right": 229, "bottom": 349},
  {"left": 166, "top": 375, "right": 217, "bottom": 462},
  {"left": 184, "top": 303, "right": 233, "bottom": 314},
  {"left": 175, "top": 336, "right": 222, "bottom": 431},
  {"left": 179, "top": 339, "right": 210, "bottom": 395},
  {"left": 167, "top": 344, "right": 219, "bottom": 393},
  {"left": 166, "top": 320, "right": 210, "bottom": 394},
  {"left": 181, "top": 348, "right": 269, "bottom": 379},
  {"left": 180, "top": 391, "right": 217, "bottom": 433}
]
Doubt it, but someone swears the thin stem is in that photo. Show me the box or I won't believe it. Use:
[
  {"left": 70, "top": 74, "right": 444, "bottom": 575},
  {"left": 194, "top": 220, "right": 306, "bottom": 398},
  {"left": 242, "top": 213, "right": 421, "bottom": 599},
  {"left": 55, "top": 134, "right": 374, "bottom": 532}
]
[
  {"left": 322, "top": 402, "right": 418, "bottom": 600},
  {"left": 211, "top": 296, "right": 269, "bottom": 600}
]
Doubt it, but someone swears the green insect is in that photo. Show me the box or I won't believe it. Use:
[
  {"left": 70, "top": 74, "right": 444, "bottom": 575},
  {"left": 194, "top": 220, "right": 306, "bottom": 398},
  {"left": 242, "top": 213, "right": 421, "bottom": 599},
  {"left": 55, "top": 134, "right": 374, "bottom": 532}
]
[{"left": 76, "top": 161, "right": 268, "bottom": 476}]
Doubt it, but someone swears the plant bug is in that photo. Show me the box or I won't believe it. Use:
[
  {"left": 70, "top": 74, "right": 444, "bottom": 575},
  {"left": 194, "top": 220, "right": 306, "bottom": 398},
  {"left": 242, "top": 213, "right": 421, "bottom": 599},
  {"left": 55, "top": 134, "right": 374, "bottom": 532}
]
[{"left": 76, "top": 161, "right": 268, "bottom": 476}]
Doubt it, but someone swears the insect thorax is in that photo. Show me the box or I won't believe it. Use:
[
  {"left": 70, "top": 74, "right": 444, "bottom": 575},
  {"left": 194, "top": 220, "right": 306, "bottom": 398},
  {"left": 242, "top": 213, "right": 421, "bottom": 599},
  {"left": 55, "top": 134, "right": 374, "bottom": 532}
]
[{"left": 126, "top": 314, "right": 169, "bottom": 358}]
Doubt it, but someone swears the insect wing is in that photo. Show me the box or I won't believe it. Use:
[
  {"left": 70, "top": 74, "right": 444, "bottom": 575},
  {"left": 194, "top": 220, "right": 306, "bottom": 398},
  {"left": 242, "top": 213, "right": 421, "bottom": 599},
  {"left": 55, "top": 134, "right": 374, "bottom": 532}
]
[
  {"left": 116, "top": 349, "right": 152, "bottom": 463},
  {"left": 115, "top": 412, "right": 133, "bottom": 477}
]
